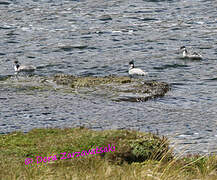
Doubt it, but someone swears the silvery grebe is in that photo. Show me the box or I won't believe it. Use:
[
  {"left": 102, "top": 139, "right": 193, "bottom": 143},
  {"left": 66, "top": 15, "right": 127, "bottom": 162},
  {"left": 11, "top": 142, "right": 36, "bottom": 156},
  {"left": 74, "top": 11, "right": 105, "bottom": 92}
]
[
  {"left": 14, "top": 60, "right": 36, "bottom": 73},
  {"left": 128, "top": 60, "right": 148, "bottom": 76},
  {"left": 180, "top": 46, "right": 202, "bottom": 60}
]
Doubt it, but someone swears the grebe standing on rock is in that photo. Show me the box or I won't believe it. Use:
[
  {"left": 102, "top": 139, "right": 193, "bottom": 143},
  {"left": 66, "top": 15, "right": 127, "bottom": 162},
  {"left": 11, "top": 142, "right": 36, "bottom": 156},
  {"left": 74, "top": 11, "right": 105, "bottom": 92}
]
[{"left": 128, "top": 60, "right": 148, "bottom": 76}]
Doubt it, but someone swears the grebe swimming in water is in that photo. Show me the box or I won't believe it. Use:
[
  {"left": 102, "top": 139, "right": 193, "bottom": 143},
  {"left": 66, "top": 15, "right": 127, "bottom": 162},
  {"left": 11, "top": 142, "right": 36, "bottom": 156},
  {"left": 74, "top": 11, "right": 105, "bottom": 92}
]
[
  {"left": 180, "top": 46, "right": 202, "bottom": 60},
  {"left": 14, "top": 60, "right": 36, "bottom": 74}
]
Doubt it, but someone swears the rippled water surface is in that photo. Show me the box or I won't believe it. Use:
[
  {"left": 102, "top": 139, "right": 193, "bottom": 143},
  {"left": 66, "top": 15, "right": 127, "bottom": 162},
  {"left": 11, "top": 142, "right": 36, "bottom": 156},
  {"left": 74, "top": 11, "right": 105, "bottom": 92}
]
[{"left": 0, "top": 0, "right": 217, "bottom": 154}]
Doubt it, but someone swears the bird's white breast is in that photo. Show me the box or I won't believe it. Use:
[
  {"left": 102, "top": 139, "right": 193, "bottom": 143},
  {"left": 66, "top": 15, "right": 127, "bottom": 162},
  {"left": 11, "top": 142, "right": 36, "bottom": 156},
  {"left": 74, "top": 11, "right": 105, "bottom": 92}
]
[
  {"left": 14, "top": 66, "right": 19, "bottom": 72},
  {"left": 129, "top": 68, "right": 148, "bottom": 76},
  {"left": 16, "top": 65, "right": 36, "bottom": 72}
]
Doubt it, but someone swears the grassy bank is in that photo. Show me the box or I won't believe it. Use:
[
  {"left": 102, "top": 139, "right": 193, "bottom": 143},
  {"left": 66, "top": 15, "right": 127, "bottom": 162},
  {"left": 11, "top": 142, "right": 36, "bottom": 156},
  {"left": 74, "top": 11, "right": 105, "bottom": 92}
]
[{"left": 0, "top": 127, "right": 217, "bottom": 179}]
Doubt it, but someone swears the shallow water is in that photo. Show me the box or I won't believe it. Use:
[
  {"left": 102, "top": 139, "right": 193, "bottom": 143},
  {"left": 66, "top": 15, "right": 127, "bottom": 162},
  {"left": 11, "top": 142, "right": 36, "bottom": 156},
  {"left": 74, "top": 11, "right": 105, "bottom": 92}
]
[{"left": 0, "top": 0, "right": 217, "bottom": 154}]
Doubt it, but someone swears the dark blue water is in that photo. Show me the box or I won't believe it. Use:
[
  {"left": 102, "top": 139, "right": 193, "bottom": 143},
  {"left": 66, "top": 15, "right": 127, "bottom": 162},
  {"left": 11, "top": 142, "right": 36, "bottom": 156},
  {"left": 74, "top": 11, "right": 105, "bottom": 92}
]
[{"left": 0, "top": 0, "right": 217, "bottom": 154}]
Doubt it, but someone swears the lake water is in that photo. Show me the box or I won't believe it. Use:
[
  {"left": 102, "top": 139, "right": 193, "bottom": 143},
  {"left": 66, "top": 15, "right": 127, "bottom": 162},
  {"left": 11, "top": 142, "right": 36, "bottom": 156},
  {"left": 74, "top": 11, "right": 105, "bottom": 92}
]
[{"left": 0, "top": 0, "right": 217, "bottom": 154}]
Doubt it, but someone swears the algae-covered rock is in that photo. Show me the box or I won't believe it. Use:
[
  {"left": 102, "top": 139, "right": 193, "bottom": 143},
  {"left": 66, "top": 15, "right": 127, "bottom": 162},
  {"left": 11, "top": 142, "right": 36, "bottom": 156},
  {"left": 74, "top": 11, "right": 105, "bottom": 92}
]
[
  {"left": 0, "top": 76, "right": 55, "bottom": 93},
  {"left": 53, "top": 74, "right": 132, "bottom": 87},
  {"left": 53, "top": 74, "right": 169, "bottom": 102},
  {"left": 0, "top": 74, "right": 169, "bottom": 102}
]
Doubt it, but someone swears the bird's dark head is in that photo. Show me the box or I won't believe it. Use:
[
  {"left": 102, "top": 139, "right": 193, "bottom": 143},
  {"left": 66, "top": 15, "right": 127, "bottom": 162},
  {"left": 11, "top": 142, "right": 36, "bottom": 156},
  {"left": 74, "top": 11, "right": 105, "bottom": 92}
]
[
  {"left": 129, "top": 60, "right": 134, "bottom": 65},
  {"left": 180, "top": 46, "right": 186, "bottom": 50},
  {"left": 129, "top": 60, "right": 134, "bottom": 68},
  {"left": 14, "top": 60, "right": 20, "bottom": 69}
]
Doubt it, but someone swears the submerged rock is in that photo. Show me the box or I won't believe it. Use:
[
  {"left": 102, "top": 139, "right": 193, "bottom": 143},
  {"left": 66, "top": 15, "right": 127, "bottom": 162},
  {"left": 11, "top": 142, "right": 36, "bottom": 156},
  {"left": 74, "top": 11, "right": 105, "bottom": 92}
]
[
  {"left": 98, "top": 15, "right": 112, "bottom": 21},
  {"left": 57, "top": 43, "right": 88, "bottom": 51},
  {"left": 53, "top": 74, "right": 169, "bottom": 102}
]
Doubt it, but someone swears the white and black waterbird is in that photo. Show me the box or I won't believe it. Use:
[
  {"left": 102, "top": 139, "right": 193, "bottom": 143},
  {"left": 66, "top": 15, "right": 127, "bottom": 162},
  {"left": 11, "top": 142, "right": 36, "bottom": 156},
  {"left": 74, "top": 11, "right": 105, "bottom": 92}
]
[
  {"left": 14, "top": 60, "right": 36, "bottom": 73},
  {"left": 128, "top": 60, "right": 148, "bottom": 76},
  {"left": 180, "top": 46, "right": 202, "bottom": 60}
]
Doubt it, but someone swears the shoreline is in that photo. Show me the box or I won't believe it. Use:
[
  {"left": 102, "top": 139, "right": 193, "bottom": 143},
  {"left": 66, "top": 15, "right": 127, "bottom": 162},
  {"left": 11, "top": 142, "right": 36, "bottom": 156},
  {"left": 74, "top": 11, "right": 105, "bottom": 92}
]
[{"left": 1, "top": 127, "right": 217, "bottom": 179}]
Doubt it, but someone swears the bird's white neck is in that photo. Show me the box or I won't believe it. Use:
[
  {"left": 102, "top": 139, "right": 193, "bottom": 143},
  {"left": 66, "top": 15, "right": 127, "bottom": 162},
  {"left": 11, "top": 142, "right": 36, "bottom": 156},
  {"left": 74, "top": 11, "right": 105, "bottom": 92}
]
[
  {"left": 14, "top": 64, "right": 20, "bottom": 71},
  {"left": 183, "top": 49, "right": 187, "bottom": 57},
  {"left": 129, "top": 64, "right": 134, "bottom": 70}
]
